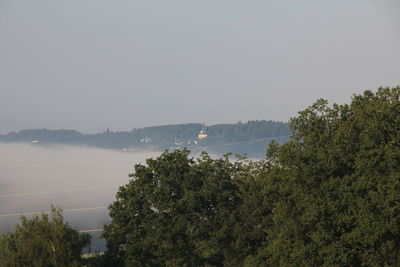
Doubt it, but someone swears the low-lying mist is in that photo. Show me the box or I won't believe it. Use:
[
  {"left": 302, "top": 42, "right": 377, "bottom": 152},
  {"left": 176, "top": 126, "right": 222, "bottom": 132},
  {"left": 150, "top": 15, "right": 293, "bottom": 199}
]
[{"left": 0, "top": 143, "right": 160, "bottom": 235}]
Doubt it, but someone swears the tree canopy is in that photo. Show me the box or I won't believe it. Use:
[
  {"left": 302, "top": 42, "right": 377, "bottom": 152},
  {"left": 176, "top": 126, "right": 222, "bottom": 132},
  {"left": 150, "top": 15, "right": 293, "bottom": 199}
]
[
  {"left": 253, "top": 87, "right": 400, "bottom": 266},
  {"left": 0, "top": 206, "right": 91, "bottom": 267},
  {"left": 2, "top": 86, "right": 400, "bottom": 266},
  {"left": 103, "top": 86, "right": 400, "bottom": 266},
  {"left": 102, "top": 149, "right": 264, "bottom": 266}
]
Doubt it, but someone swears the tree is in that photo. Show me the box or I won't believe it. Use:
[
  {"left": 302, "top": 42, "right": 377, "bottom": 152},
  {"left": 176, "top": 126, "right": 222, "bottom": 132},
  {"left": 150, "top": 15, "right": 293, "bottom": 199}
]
[
  {"left": 103, "top": 86, "right": 400, "bottom": 266},
  {"left": 102, "top": 149, "right": 264, "bottom": 266},
  {"left": 251, "top": 86, "right": 400, "bottom": 266},
  {"left": 0, "top": 206, "right": 91, "bottom": 267}
]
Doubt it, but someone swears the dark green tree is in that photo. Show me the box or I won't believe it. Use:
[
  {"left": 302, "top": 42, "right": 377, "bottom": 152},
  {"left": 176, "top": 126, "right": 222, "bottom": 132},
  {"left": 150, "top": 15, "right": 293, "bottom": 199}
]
[
  {"left": 0, "top": 206, "right": 91, "bottom": 267},
  {"left": 250, "top": 86, "right": 400, "bottom": 266},
  {"left": 102, "top": 149, "right": 265, "bottom": 266},
  {"left": 103, "top": 86, "right": 400, "bottom": 266}
]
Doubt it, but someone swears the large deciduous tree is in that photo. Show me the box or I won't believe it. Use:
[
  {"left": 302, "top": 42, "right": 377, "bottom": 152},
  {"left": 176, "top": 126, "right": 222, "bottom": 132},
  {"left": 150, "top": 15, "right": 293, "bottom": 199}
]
[
  {"left": 102, "top": 149, "right": 265, "bottom": 266},
  {"left": 251, "top": 86, "right": 400, "bottom": 266}
]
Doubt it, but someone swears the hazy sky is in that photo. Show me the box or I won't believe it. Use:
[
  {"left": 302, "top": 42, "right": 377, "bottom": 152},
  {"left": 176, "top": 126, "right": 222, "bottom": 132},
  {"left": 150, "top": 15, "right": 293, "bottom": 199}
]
[{"left": 1, "top": 0, "right": 399, "bottom": 134}]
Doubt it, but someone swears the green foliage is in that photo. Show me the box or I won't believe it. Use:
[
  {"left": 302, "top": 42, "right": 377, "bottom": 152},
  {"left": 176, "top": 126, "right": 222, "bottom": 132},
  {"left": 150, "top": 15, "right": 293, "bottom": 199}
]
[
  {"left": 5, "top": 87, "right": 400, "bottom": 266},
  {"left": 102, "top": 149, "right": 265, "bottom": 266},
  {"left": 252, "top": 86, "right": 400, "bottom": 266},
  {"left": 0, "top": 206, "right": 91, "bottom": 267},
  {"left": 103, "top": 86, "right": 400, "bottom": 266}
]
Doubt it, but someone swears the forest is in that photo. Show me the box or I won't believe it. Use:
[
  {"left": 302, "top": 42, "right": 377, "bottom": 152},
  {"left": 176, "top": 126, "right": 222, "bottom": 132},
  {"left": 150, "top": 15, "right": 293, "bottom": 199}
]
[
  {"left": 1, "top": 87, "right": 400, "bottom": 266},
  {"left": 0, "top": 121, "right": 290, "bottom": 158}
]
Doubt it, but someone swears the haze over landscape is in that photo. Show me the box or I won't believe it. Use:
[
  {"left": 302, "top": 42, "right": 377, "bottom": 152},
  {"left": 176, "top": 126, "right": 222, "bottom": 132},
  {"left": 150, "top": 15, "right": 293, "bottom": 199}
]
[
  {"left": 0, "top": 143, "right": 158, "bottom": 231},
  {"left": 1, "top": 1, "right": 400, "bottom": 265},
  {"left": 1, "top": 0, "right": 399, "bottom": 134}
]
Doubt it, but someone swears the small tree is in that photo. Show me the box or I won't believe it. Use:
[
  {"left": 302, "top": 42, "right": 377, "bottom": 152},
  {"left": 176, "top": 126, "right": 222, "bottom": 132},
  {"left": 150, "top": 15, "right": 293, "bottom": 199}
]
[{"left": 0, "top": 206, "right": 90, "bottom": 267}]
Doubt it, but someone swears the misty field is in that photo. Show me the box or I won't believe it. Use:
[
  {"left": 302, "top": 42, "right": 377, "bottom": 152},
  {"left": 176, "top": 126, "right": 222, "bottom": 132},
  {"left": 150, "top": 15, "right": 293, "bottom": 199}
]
[{"left": 0, "top": 143, "right": 159, "bottom": 235}]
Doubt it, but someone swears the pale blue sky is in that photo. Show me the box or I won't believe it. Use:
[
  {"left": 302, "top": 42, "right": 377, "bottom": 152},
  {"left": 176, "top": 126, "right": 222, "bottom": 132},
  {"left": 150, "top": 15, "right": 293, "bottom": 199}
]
[{"left": 1, "top": 0, "right": 399, "bottom": 133}]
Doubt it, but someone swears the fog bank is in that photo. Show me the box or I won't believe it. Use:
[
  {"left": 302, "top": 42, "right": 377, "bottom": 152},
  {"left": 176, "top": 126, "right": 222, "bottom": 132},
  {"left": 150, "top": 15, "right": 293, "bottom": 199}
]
[{"left": 0, "top": 143, "right": 160, "bottom": 232}]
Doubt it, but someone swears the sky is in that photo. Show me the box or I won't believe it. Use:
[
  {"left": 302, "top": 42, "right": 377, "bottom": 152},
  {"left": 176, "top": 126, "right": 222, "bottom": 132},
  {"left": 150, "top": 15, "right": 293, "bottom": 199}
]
[{"left": 0, "top": 0, "right": 399, "bottom": 134}]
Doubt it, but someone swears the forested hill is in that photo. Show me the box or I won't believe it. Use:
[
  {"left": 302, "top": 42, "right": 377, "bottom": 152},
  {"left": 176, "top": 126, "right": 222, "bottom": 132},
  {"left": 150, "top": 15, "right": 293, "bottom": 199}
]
[{"left": 0, "top": 120, "right": 290, "bottom": 158}]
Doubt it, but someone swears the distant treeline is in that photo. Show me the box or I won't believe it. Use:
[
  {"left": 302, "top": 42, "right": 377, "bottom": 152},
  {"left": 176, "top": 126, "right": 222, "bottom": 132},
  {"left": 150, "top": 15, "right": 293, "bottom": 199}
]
[{"left": 0, "top": 121, "right": 290, "bottom": 158}]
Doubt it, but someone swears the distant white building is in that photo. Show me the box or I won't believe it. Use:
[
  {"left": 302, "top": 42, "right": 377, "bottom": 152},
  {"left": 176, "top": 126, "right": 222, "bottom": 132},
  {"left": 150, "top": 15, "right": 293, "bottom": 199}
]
[
  {"left": 198, "top": 123, "right": 208, "bottom": 140},
  {"left": 140, "top": 137, "right": 152, "bottom": 143}
]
